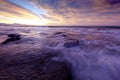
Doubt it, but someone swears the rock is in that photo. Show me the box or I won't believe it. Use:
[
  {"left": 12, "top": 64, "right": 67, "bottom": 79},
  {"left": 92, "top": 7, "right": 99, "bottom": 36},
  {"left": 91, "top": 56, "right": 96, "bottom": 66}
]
[
  {"left": 54, "top": 32, "right": 63, "bottom": 35},
  {"left": 1, "top": 34, "right": 21, "bottom": 44},
  {"left": 0, "top": 61, "right": 72, "bottom": 80},
  {"left": 54, "top": 32, "right": 67, "bottom": 37},
  {"left": 64, "top": 40, "right": 79, "bottom": 48},
  {"left": 0, "top": 48, "right": 72, "bottom": 80}
]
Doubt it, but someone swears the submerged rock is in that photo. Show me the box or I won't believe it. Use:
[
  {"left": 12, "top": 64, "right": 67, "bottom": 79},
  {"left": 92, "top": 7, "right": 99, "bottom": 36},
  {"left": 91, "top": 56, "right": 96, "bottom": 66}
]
[
  {"left": 64, "top": 40, "right": 79, "bottom": 48},
  {"left": 1, "top": 34, "right": 21, "bottom": 44}
]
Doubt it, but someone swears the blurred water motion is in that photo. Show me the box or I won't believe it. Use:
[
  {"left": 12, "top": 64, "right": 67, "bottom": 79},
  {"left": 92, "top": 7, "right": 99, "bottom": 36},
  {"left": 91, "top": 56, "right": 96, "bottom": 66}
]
[{"left": 0, "top": 26, "right": 120, "bottom": 80}]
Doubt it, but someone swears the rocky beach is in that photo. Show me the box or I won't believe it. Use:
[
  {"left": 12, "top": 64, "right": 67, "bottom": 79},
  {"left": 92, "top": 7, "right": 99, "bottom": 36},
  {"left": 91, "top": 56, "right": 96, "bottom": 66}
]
[{"left": 0, "top": 26, "right": 120, "bottom": 80}]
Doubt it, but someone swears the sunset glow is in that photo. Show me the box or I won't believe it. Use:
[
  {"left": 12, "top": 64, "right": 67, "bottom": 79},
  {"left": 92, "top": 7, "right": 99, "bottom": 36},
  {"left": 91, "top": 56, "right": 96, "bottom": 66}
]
[{"left": 0, "top": 0, "right": 120, "bottom": 26}]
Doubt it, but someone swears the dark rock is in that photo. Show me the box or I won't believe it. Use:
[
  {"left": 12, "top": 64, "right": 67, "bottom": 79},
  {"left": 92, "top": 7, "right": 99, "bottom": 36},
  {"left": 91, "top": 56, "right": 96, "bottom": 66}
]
[
  {"left": 0, "top": 61, "right": 72, "bottom": 80},
  {"left": 54, "top": 32, "right": 64, "bottom": 35},
  {"left": 54, "top": 32, "right": 67, "bottom": 37},
  {"left": 0, "top": 48, "right": 72, "bottom": 80},
  {"left": 1, "top": 34, "right": 21, "bottom": 44},
  {"left": 64, "top": 40, "right": 79, "bottom": 48}
]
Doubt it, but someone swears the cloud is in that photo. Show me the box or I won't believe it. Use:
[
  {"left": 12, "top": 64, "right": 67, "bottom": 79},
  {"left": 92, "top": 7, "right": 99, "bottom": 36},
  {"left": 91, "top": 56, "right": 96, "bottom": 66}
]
[
  {"left": 0, "top": 0, "right": 47, "bottom": 25},
  {"left": 29, "top": 0, "right": 120, "bottom": 26},
  {"left": 0, "top": 0, "right": 120, "bottom": 26},
  {"left": 108, "top": 0, "right": 120, "bottom": 5}
]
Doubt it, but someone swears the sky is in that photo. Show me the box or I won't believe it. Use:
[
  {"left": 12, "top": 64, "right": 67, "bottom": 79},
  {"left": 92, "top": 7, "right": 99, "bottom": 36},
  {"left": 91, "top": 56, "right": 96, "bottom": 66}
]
[{"left": 0, "top": 0, "right": 120, "bottom": 26}]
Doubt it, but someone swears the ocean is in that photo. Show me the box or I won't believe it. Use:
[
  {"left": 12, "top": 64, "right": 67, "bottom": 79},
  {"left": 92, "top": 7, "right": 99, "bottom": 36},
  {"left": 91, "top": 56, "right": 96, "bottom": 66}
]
[{"left": 0, "top": 26, "right": 120, "bottom": 80}]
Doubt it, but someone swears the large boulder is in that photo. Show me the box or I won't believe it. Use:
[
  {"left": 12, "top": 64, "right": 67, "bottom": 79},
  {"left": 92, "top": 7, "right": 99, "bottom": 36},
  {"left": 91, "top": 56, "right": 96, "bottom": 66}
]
[{"left": 1, "top": 34, "right": 21, "bottom": 44}]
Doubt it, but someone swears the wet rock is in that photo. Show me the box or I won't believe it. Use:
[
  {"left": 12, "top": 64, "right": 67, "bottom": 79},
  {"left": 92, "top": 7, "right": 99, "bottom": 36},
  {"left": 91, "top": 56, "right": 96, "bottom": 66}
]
[
  {"left": 64, "top": 40, "right": 79, "bottom": 48},
  {"left": 1, "top": 34, "right": 21, "bottom": 44},
  {"left": 54, "top": 32, "right": 63, "bottom": 35},
  {"left": 54, "top": 32, "right": 67, "bottom": 37},
  {"left": 0, "top": 61, "right": 72, "bottom": 80},
  {"left": 0, "top": 48, "right": 72, "bottom": 80}
]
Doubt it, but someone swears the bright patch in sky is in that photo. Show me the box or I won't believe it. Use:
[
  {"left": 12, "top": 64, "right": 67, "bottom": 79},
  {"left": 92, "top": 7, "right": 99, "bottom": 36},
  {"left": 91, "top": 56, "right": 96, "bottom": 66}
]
[
  {"left": 8, "top": 0, "right": 46, "bottom": 18},
  {"left": 0, "top": 0, "right": 120, "bottom": 26}
]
